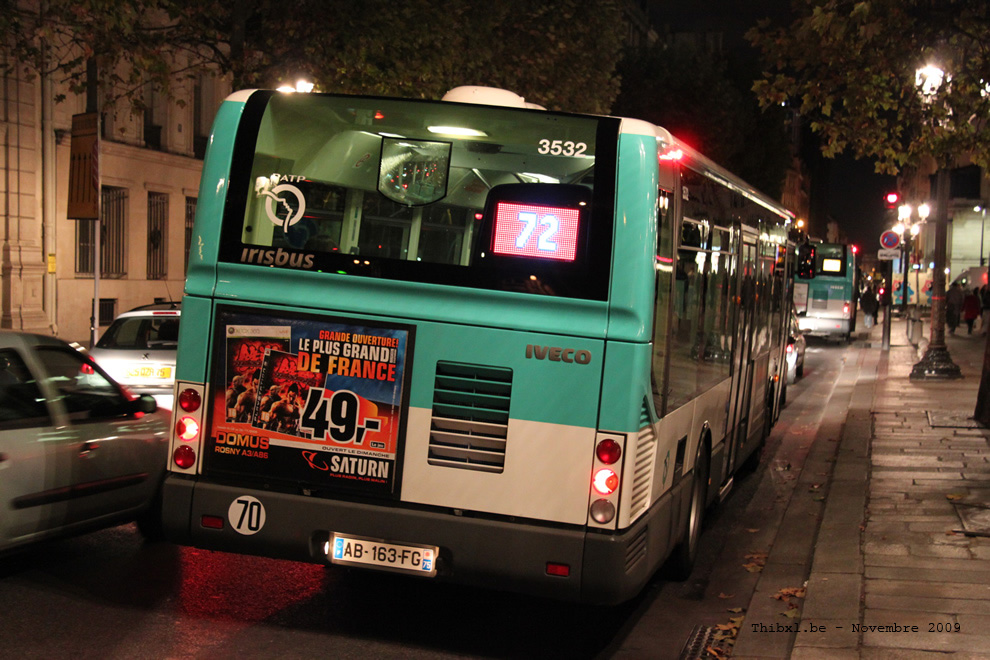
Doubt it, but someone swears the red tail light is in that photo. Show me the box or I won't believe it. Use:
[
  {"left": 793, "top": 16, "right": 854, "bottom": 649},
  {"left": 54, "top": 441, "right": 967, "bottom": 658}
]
[
  {"left": 786, "top": 343, "right": 794, "bottom": 354},
  {"left": 178, "top": 388, "right": 201, "bottom": 412},
  {"left": 173, "top": 445, "right": 196, "bottom": 469},
  {"left": 596, "top": 439, "right": 622, "bottom": 464}
]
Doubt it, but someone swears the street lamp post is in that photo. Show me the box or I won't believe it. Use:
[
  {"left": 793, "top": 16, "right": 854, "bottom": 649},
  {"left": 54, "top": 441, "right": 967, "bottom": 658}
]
[
  {"left": 896, "top": 205, "right": 911, "bottom": 315},
  {"left": 911, "top": 64, "right": 961, "bottom": 380},
  {"left": 895, "top": 205, "right": 927, "bottom": 315},
  {"left": 912, "top": 167, "right": 962, "bottom": 379}
]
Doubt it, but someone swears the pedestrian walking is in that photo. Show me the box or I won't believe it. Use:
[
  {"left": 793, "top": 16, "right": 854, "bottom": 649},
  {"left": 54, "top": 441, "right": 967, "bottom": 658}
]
[
  {"left": 964, "top": 287, "right": 981, "bottom": 334},
  {"left": 980, "top": 284, "right": 990, "bottom": 334},
  {"left": 860, "top": 285, "right": 878, "bottom": 329},
  {"left": 946, "top": 281, "right": 965, "bottom": 334}
]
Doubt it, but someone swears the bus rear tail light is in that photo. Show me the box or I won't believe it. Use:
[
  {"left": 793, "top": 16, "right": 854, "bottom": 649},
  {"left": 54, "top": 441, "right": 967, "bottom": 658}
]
[
  {"left": 176, "top": 416, "right": 200, "bottom": 441},
  {"left": 596, "top": 438, "right": 622, "bottom": 464},
  {"left": 843, "top": 302, "right": 851, "bottom": 318},
  {"left": 593, "top": 468, "right": 618, "bottom": 495},
  {"left": 173, "top": 445, "right": 196, "bottom": 469},
  {"left": 178, "top": 388, "right": 202, "bottom": 412},
  {"left": 588, "top": 433, "right": 625, "bottom": 528},
  {"left": 169, "top": 382, "right": 206, "bottom": 473}
]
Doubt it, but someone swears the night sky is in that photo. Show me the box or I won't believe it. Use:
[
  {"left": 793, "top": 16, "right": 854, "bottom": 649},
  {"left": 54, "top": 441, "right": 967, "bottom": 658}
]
[
  {"left": 822, "top": 154, "right": 898, "bottom": 251},
  {"left": 649, "top": 0, "right": 897, "bottom": 249}
]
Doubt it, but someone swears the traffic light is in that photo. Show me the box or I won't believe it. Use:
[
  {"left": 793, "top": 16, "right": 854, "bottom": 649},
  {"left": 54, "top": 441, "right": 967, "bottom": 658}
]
[{"left": 884, "top": 192, "right": 901, "bottom": 208}]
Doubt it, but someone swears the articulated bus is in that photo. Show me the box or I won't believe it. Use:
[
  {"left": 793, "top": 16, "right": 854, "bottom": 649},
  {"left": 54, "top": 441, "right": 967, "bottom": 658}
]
[
  {"left": 793, "top": 242, "right": 858, "bottom": 342},
  {"left": 163, "top": 87, "right": 795, "bottom": 604}
]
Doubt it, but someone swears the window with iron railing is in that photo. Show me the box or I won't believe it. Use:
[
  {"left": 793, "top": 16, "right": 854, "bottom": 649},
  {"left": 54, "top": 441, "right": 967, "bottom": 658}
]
[
  {"left": 184, "top": 196, "right": 197, "bottom": 273},
  {"left": 75, "top": 186, "right": 128, "bottom": 277},
  {"left": 92, "top": 298, "right": 117, "bottom": 326},
  {"left": 148, "top": 192, "right": 168, "bottom": 279}
]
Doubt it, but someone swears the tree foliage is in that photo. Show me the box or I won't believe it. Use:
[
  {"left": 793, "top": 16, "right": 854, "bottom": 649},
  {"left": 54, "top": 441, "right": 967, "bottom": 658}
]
[
  {"left": 747, "top": 0, "right": 990, "bottom": 174},
  {"left": 612, "top": 44, "right": 790, "bottom": 197},
  {"left": 1, "top": 0, "right": 624, "bottom": 114}
]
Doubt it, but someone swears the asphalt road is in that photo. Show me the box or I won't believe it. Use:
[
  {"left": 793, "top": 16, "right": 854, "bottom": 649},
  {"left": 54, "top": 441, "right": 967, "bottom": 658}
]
[{"left": 0, "top": 339, "right": 855, "bottom": 660}]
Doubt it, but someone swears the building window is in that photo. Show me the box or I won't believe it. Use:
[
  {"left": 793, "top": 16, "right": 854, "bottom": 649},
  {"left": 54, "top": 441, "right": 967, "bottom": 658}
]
[
  {"left": 93, "top": 298, "right": 117, "bottom": 326},
  {"left": 75, "top": 186, "right": 127, "bottom": 277},
  {"left": 144, "top": 84, "right": 164, "bottom": 150},
  {"left": 193, "top": 76, "right": 208, "bottom": 159},
  {"left": 148, "top": 192, "right": 168, "bottom": 279},
  {"left": 102, "top": 186, "right": 127, "bottom": 277},
  {"left": 184, "top": 196, "right": 197, "bottom": 272},
  {"left": 75, "top": 220, "right": 95, "bottom": 275}
]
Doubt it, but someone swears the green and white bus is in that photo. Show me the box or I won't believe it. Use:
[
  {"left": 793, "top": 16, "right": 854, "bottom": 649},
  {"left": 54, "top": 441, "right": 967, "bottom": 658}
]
[
  {"left": 794, "top": 241, "right": 858, "bottom": 342},
  {"left": 163, "top": 86, "right": 795, "bottom": 604}
]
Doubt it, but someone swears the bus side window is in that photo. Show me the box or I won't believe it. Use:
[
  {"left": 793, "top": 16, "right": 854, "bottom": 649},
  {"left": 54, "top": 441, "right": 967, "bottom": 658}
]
[{"left": 651, "top": 186, "right": 676, "bottom": 416}]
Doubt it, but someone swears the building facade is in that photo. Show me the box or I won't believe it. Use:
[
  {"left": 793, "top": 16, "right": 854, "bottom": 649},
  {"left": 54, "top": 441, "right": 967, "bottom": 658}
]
[{"left": 1, "top": 56, "right": 229, "bottom": 344}]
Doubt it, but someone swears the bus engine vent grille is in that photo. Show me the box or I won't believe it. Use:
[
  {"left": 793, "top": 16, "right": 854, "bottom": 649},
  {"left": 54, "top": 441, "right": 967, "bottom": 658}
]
[
  {"left": 624, "top": 526, "right": 648, "bottom": 572},
  {"left": 629, "top": 401, "right": 657, "bottom": 521},
  {"left": 429, "top": 361, "right": 512, "bottom": 473}
]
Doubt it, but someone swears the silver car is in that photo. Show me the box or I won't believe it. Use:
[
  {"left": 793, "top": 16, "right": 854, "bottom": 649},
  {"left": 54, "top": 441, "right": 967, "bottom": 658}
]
[
  {"left": 89, "top": 303, "right": 180, "bottom": 409},
  {"left": 0, "top": 331, "right": 170, "bottom": 554}
]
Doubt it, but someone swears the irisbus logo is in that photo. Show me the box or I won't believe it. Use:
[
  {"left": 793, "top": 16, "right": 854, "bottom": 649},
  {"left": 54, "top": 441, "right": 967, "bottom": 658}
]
[{"left": 525, "top": 344, "right": 592, "bottom": 365}]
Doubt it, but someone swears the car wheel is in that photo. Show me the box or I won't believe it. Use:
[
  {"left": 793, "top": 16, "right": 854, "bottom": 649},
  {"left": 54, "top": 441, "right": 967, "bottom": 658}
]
[
  {"left": 667, "top": 443, "right": 709, "bottom": 580},
  {"left": 796, "top": 362, "right": 804, "bottom": 378}
]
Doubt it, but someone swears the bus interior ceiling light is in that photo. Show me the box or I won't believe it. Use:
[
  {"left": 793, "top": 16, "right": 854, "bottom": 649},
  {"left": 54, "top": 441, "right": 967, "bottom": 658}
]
[{"left": 427, "top": 126, "right": 488, "bottom": 137}]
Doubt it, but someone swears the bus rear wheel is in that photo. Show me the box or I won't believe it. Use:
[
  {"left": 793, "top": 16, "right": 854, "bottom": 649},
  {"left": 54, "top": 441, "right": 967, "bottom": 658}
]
[{"left": 668, "top": 443, "right": 709, "bottom": 580}]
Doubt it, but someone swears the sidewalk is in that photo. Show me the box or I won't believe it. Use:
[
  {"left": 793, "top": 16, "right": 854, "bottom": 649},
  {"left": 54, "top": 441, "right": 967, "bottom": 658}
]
[{"left": 734, "top": 312, "right": 990, "bottom": 659}]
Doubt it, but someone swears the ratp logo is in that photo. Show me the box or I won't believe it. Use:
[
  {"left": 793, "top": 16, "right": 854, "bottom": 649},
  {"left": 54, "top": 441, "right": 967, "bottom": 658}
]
[{"left": 256, "top": 174, "right": 306, "bottom": 232}]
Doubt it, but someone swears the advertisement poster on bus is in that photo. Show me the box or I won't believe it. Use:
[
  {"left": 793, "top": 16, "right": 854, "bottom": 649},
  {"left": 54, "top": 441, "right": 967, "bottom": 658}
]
[{"left": 209, "top": 306, "right": 414, "bottom": 497}]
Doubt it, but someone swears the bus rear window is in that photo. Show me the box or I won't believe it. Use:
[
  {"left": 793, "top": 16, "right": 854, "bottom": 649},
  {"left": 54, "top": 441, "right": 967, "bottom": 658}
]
[{"left": 217, "top": 92, "right": 617, "bottom": 300}]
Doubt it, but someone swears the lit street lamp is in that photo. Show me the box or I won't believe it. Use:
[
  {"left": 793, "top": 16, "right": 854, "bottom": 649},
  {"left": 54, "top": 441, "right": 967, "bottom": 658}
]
[
  {"left": 894, "top": 204, "right": 925, "bottom": 315},
  {"left": 911, "top": 63, "right": 961, "bottom": 379}
]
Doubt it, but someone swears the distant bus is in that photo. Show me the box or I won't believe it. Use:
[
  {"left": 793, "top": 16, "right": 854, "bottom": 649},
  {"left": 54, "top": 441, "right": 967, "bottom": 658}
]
[
  {"left": 794, "top": 242, "right": 857, "bottom": 341},
  {"left": 162, "top": 86, "right": 795, "bottom": 604}
]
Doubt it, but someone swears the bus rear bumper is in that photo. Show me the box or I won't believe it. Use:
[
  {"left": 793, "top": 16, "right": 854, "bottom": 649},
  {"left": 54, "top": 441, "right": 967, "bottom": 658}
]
[
  {"left": 163, "top": 474, "right": 687, "bottom": 605},
  {"left": 798, "top": 316, "right": 851, "bottom": 337}
]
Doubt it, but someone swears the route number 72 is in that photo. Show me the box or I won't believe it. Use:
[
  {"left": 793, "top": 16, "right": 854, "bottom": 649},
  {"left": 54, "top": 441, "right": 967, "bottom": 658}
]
[{"left": 515, "top": 212, "right": 559, "bottom": 252}]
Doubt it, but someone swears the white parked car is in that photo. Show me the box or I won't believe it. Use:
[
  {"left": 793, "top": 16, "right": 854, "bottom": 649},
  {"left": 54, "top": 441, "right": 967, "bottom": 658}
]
[
  {"left": 0, "top": 331, "right": 170, "bottom": 554},
  {"left": 89, "top": 302, "right": 180, "bottom": 409}
]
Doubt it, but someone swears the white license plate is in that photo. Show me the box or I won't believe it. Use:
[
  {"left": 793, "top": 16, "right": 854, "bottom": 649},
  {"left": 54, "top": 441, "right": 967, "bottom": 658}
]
[{"left": 330, "top": 533, "right": 437, "bottom": 577}]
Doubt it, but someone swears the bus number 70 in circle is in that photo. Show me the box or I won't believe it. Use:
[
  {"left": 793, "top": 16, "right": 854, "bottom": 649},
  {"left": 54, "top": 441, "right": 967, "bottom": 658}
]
[
  {"left": 300, "top": 388, "right": 382, "bottom": 444},
  {"left": 515, "top": 211, "right": 559, "bottom": 252}
]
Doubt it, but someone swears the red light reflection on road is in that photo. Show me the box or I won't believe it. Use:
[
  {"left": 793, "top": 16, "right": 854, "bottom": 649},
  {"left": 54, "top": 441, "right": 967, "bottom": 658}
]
[{"left": 177, "top": 547, "right": 325, "bottom": 621}]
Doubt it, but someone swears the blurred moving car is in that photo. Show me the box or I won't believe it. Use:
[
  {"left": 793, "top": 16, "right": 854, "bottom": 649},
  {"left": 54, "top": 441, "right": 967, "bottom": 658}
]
[
  {"left": 786, "top": 306, "right": 807, "bottom": 385},
  {"left": 89, "top": 302, "right": 180, "bottom": 409},
  {"left": 0, "top": 331, "right": 170, "bottom": 554}
]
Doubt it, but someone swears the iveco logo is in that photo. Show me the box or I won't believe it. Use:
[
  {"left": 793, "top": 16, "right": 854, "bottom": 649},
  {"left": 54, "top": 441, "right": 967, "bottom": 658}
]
[{"left": 525, "top": 344, "right": 592, "bottom": 364}]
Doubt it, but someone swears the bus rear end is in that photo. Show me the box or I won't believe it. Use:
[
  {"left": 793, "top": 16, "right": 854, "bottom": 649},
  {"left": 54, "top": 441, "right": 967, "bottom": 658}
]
[
  {"left": 794, "top": 242, "right": 856, "bottom": 340},
  {"left": 163, "top": 89, "right": 659, "bottom": 604}
]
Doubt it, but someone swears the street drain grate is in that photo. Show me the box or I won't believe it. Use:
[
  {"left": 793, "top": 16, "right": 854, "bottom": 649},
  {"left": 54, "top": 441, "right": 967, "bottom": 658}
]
[
  {"left": 927, "top": 412, "right": 984, "bottom": 429},
  {"left": 679, "top": 624, "right": 718, "bottom": 660}
]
